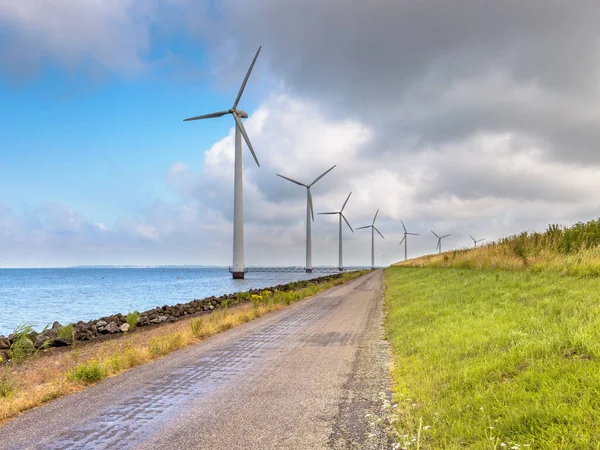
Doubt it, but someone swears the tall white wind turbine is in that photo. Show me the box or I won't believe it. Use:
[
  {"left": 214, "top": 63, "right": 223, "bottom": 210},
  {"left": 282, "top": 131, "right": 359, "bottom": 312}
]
[
  {"left": 184, "top": 46, "right": 262, "bottom": 279},
  {"left": 277, "top": 165, "right": 337, "bottom": 272},
  {"left": 357, "top": 209, "right": 385, "bottom": 269},
  {"left": 399, "top": 220, "right": 419, "bottom": 261},
  {"left": 318, "top": 192, "right": 353, "bottom": 271},
  {"left": 469, "top": 234, "right": 485, "bottom": 248},
  {"left": 431, "top": 230, "right": 451, "bottom": 254}
]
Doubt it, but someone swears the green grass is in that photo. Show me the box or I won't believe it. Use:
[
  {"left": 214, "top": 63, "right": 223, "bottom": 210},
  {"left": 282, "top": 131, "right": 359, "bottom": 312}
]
[{"left": 385, "top": 266, "right": 600, "bottom": 449}]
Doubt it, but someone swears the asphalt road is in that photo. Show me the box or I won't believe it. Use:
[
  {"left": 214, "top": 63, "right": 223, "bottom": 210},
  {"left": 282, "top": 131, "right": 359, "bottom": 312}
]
[{"left": 0, "top": 270, "right": 391, "bottom": 449}]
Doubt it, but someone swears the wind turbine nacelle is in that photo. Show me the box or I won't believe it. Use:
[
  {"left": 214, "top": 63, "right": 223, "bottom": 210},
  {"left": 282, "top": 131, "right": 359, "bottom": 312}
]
[{"left": 235, "top": 109, "right": 249, "bottom": 118}]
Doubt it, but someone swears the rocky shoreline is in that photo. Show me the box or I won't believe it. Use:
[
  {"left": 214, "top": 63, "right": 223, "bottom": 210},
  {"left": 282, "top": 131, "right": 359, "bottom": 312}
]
[{"left": 0, "top": 273, "right": 349, "bottom": 361}]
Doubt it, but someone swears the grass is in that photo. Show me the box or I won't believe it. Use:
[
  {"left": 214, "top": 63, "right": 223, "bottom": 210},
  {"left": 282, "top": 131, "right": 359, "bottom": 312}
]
[
  {"left": 385, "top": 266, "right": 600, "bottom": 449},
  {"left": 394, "top": 216, "right": 600, "bottom": 277},
  {"left": 0, "top": 270, "right": 367, "bottom": 424}
]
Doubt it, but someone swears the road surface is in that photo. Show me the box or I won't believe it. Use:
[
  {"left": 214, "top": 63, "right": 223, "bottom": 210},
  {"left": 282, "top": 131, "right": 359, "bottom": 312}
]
[{"left": 0, "top": 270, "right": 391, "bottom": 449}]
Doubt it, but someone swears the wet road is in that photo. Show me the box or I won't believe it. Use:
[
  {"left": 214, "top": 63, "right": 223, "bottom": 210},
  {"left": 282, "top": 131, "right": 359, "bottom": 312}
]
[{"left": 0, "top": 270, "right": 390, "bottom": 449}]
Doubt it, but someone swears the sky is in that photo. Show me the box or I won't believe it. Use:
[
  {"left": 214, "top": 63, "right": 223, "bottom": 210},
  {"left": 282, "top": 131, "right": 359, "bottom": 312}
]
[{"left": 1, "top": 0, "right": 600, "bottom": 268}]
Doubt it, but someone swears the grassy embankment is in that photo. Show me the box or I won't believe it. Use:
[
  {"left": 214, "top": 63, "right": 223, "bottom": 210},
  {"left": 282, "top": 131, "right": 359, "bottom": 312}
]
[
  {"left": 385, "top": 218, "right": 600, "bottom": 449},
  {"left": 0, "top": 271, "right": 366, "bottom": 424},
  {"left": 394, "top": 217, "right": 600, "bottom": 277}
]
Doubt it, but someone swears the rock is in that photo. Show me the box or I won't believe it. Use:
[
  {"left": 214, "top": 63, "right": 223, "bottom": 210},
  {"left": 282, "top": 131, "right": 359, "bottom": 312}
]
[
  {"left": 150, "top": 316, "right": 168, "bottom": 324},
  {"left": 52, "top": 321, "right": 62, "bottom": 330},
  {"left": 51, "top": 338, "right": 72, "bottom": 347},
  {"left": 119, "top": 323, "right": 130, "bottom": 333},
  {"left": 34, "top": 334, "right": 53, "bottom": 348},
  {"left": 43, "top": 328, "right": 58, "bottom": 339},
  {"left": 0, "top": 337, "right": 9, "bottom": 349},
  {"left": 95, "top": 320, "right": 107, "bottom": 328},
  {"left": 0, "top": 350, "right": 11, "bottom": 362},
  {"left": 105, "top": 322, "right": 120, "bottom": 334}
]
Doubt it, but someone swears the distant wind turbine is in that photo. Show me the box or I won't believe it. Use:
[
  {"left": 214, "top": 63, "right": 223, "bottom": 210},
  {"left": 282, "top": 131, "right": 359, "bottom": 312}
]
[
  {"left": 277, "top": 165, "right": 337, "bottom": 272},
  {"left": 184, "top": 46, "right": 262, "bottom": 279},
  {"left": 399, "top": 220, "right": 419, "bottom": 261},
  {"left": 469, "top": 234, "right": 485, "bottom": 248},
  {"left": 318, "top": 192, "right": 353, "bottom": 271},
  {"left": 357, "top": 209, "right": 385, "bottom": 269},
  {"left": 431, "top": 230, "right": 451, "bottom": 254}
]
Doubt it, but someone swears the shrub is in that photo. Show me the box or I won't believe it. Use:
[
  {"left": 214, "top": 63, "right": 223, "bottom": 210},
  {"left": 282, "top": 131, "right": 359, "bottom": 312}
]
[
  {"left": 68, "top": 360, "right": 105, "bottom": 384},
  {"left": 126, "top": 311, "right": 140, "bottom": 330}
]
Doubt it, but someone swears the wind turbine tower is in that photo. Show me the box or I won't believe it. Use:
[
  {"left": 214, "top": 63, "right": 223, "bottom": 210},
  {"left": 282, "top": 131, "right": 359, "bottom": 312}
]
[
  {"left": 277, "top": 165, "right": 336, "bottom": 272},
  {"left": 357, "top": 209, "right": 385, "bottom": 268},
  {"left": 469, "top": 234, "right": 485, "bottom": 248},
  {"left": 431, "top": 230, "right": 451, "bottom": 254},
  {"left": 399, "top": 220, "right": 419, "bottom": 261},
  {"left": 318, "top": 192, "right": 353, "bottom": 271},
  {"left": 184, "top": 47, "right": 262, "bottom": 279}
]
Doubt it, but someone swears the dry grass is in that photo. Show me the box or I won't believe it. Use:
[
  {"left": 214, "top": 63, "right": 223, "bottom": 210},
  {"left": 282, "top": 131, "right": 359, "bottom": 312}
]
[{"left": 0, "top": 271, "right": 366, "bottom": 425}]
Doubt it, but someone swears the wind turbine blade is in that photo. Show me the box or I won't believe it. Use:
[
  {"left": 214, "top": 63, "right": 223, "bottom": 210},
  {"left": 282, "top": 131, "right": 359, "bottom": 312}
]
[
  {"left": 318, "top": 212, "right": 338, "bottom": 215},
  {"left": 399, "top": 236, "right": 406, "bottom": 245},
  {"left": 232, "top": 46, "right": 262, "bottom": 110},
  {"left": 356, "top": 226, "right": 370, "bottom": 230},
  {"left": 309, "top": 165, "right": 336, "bottom": 186},
  {"left": 308, "top": 189, "right": 314, "bottom": 221},
  {"left": 276, "top": 174, "right": 306, "bottom": 187},
  {"left": 401, "top": 220, "right": 407, "bottom": 233},
  {"left": 372, "top": 209, "right": 379, "bottom": 225},
  {"left": 469, "top": 234, "right": 475, "bottom": 241},
  {"left": 184, "top": 110, "right": 230, "bottom": 121},
  {"left": 373, "top": 226, "right": 385, "bottom": 239},
  {"left": 341, "top": 213, "right": 353, "bottom": 232},
  {"left": 441, "top": 234, "right": 451, "bottom": 239},
  {"left": 431, "top": 230, "right": 440, "bottom": 238},
  {"left": 232, "top": 112, "right": 260, "bottom": 167},
  {"left": 436, "top": 240, "right": 440, "bottom": 250},
  {"left": 408, "top": 232, "right": 419, "bottom": 236},
  {"left": 341, "top": 192, "right": 352, "bottom": 212}
]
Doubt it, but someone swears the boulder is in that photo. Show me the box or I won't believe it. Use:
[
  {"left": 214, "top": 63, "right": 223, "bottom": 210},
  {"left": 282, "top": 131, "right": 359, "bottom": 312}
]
[
  {"left": 95, "top": 320, "right": 107, "bottom": 328},
  {"left": 52, "top": 321, "right": 62, "bottom": 330},
  {"left": 0, "top": 337, "right": 9, "bottom": 350},
  {"left": 51, "top": 338, "right": 72, "bottom": 347},
  {"left": 150, "top": 316, "right": 168, "bottom": 325},
  {"left": 105, "top": 322, "right": 120, "bottom": 334},
  {"left": 119, "top": 323, "right": 130, "bottom": 333},
  {"left": 34, "top": 334, "right": 53, "bottom": 348}
]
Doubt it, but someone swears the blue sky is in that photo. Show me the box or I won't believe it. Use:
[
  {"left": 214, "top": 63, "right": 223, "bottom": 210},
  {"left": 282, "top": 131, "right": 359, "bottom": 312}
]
[
  {"left": 1, "top": 1, "right": 600, "bottom": 268},
  {"left": 1, "top": 54, "right": 260, "bottom": 224}
]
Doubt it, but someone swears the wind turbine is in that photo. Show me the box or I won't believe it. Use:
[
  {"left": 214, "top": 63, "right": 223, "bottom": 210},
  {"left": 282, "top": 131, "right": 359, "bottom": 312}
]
[
  {"left": 399, "top": 220, "right": 419, "bottom": 261},
  {"left": 184, "top": 46, "right": 262, "bottom": 279},
  {"left": 277, "top": 165, "right": 336, "bottom": 272},
  {"left": 357, "top": 209, "right": 385, "bottom": 269},
  {"left": 469, "top": 234, "right": 485, "bottom": 248},
  {"left": 318, "top": 192, "right": 353, "bottom": 271},
  {"left": 431, "top": 230, "right": 451, "bottom": 254}
]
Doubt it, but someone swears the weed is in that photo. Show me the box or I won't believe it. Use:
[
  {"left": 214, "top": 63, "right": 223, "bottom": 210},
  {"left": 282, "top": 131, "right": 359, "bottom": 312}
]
[
  {"left": 250, "top": 294, "right": 262, "bottom": 309},
  {"left": 0, "top": 373, "right": 16, "bottom": 398},
  {"left": 190, "top": 317, "right": 204, "bottom": 336},
  {"left": 10, "top": 324, "right": 36, "bottom": 363},
  {"left": 126, "top": 311, "right": 140, "bottom": 330},
  {"left": 148, "top": 333, "right": 184, "bottom": 357},
  {"left": 68, "top": 360, "right": 105, "bottom": 384},
  {"left": 57, "top": 323, "right": 74, "bottom": 340}
]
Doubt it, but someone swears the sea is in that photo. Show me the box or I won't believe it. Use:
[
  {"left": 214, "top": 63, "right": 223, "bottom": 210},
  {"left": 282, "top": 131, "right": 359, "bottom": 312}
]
[{"left": 0, "top": 267, "right": 328, "bottom": 336}]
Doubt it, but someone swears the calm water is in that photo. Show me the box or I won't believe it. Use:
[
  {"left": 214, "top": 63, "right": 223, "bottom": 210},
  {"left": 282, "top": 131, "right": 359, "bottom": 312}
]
[{"left": 0, "top": 268, "right": 327, "bottom": 336}]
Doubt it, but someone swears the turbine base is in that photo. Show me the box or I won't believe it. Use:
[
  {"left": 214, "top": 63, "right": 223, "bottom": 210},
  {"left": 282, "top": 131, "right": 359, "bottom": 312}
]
[
  {"left": 231, "top": 271, "right": 245, "bottom": 279},
  {"left": 338, "top": 267, "right": 344, "bottom": 271},
  {"left": 305, "top": 268, "right": 313, "bottom": 273}
]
